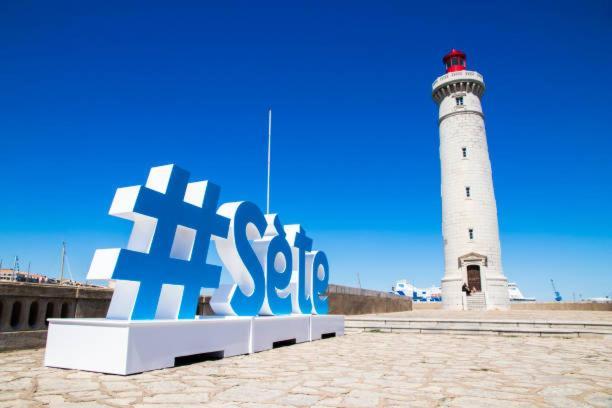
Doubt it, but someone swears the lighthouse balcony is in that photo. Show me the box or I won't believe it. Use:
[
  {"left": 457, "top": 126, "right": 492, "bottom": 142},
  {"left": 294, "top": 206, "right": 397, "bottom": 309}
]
[{"left": 432, "top": 70, "right": 485, "bottom": 103}]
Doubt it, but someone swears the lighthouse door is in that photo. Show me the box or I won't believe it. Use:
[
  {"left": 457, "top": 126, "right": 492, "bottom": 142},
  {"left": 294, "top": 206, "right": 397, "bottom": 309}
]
[{"left": 467, "top": 265, "right": 482, "bottom": 292}]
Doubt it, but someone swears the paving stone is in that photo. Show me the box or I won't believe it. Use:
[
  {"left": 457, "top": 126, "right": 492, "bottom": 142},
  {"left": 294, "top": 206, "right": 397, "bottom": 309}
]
[
  {"left": 101, "top": 397, "right": 138, "bottom": 407},
  {"left": 67, "top": 390, "right": 109, "bottom": 401},
  {"left": 214, "top": 385, "right": 285, "bottom": 403},
  {"left": 0, "top": 377, "right": 32, "bottom": 392},
  {"left": 101, "top": 381, "right": 139, "bottom": 392},
  {"left": 538, "top": 385, "right": 583, "bottom": 397},
  {"left": 274, "top": 393, "right": 322, "bottom": 406},
  {"left": 34, "top": 395, "right": 66, "bottom": 404},
  {"left": 143, "top": 392, "right": 210, "bottom": 403},
  {"left": 36, "top": 378, "right": 99, "bottom": 395},
  {"left": 0, "top": 401, "right": 39, "bottom": 408},
  {"left": 445, "top": 396, "right": 534, "bottom": 407},
  {"left": 0, "top": 392, "right": 25, "bottom": 402},
  {"left": 583, "top": 391, "right": 612, "bottom": 407}
]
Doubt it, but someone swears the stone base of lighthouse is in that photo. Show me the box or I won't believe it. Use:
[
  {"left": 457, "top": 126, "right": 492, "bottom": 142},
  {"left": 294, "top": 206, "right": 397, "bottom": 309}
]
[
  {"left": 441, "top": 276, "right": 510, "bottom": 311},
  {"left": 441, "top": 277, "right": 464, "bottom": 310},
  {"left": 485, "top": 276, "right": 511, "bottom": 310}
]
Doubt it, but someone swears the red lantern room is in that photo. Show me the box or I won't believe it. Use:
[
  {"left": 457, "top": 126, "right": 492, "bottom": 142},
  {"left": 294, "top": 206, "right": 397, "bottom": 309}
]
[{"left": 443, "top": 49, "right": 466, "bottom": 73}]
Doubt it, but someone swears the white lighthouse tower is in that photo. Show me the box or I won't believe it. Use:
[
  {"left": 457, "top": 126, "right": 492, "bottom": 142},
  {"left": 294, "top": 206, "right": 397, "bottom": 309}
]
[{"left": 432, "top": 50, "right": 509, "bottom": 310}]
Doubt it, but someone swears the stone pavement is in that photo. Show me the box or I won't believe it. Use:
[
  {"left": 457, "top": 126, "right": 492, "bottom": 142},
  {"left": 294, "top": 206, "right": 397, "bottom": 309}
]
[{"left": 0, "top": 332, "right": 611, "bottom": 408}]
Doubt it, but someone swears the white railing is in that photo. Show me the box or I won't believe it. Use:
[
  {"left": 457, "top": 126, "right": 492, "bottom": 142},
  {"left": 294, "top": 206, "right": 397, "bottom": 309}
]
[{"left": 432, "top": 70, "right": 484, "bottom": 90}]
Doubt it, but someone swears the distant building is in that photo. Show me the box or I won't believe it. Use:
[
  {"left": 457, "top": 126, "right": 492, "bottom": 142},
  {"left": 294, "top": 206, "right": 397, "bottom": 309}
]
[
  {"left": 0, "top": 268, "right": 13, "bottom": 281},
  {"left": 0, "top": 269, "right": 58, "bottom": 283},
  {"left": 0, "top": 268, "right": 58, "bottom": 283}
]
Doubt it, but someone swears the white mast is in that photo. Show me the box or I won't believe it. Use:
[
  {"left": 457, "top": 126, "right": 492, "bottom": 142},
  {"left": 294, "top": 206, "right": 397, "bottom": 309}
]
[
  {"left": 12, "top": 256, "right": 19, "bottom": 281},
  {"left": 59, "top": 242, "right": 66, "bottom": 283},
  {"left": 266, "top": 108, "right": 272, "bottom": 215}
]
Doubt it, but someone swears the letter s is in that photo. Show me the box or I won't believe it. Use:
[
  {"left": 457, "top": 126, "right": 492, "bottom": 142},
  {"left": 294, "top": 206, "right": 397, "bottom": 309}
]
[{"left": 210, "top": 201, "right": 267, "bottom": 316}]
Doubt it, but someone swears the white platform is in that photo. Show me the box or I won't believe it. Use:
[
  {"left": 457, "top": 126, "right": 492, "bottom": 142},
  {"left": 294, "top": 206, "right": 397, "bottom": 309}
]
[
  {"left": 251, "top": 314, "right": 311, "bottom": 353},
  {"left": 44, "top": 316, "right": 252, "bottom": 375},
  {"left": 44, "top": 315, "right": 345, "bottom": 375},
  {"left": 310, "top": 314, "right": 344, "bottom": 340}
]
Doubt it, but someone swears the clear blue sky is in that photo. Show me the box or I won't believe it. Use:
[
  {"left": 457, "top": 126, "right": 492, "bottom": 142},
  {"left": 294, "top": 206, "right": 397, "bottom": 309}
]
[{"left": 1, "top": 1, "right": 610, "bottom": 301}]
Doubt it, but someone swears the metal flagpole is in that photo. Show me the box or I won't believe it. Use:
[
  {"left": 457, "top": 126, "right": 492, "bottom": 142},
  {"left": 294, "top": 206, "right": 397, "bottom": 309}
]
[{"left": 266, "top": 108, "right": 272, "bottom": 215}]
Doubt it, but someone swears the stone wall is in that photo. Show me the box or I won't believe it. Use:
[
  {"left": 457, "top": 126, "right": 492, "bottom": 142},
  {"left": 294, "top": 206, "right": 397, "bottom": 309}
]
[
  {"left": 413, "top": 302, "right": 443, "bottom": 310},
  {"left": 510, "top": 302, "right": 612, "bottom": 311},
  {"left": 1, "top": 282, "right": 409, "bottom": 351},
  {"left": 0, "top": 282, "right": 113, "bottom": 351},
  {"left": 327, "top": 284, "right": 412, "bottom": 315},
  {"left": 199, "top": 285, "right": 412, "bottom": 316},
  {"left": 413, "top": 301, "right": 612, "bottom": 312}
]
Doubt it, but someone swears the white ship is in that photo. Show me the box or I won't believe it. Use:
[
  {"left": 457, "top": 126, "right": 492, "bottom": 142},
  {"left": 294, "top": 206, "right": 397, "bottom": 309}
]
[
  {"left": 583, "top": 297, "right": 612, "bottom": 303},
  {"left": 392, "top": 280, "right": 442, "bottom": 302},
  {"left": 507, "top": 282, "right": 535, "bottom": 302},
  {"left": 392, "top": 280, "right": 535, "bottom": 302}
]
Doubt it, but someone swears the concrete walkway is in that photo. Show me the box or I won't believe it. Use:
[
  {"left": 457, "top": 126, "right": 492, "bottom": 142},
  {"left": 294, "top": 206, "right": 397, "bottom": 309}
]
[
  {"left": 345, "top": 311, "right": 612, "bottom": 337},
  {"left": 1, "top": 332, "right": 611, "bottom": 407}
]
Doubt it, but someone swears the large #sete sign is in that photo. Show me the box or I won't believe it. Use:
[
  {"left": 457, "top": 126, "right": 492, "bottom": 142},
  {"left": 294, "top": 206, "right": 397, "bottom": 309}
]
[
  {"left": 88, "top": 163, "right": 329, "bottom": 319},
  {"left": 44, "top": 164, "right": 344, "bottom": 375}
]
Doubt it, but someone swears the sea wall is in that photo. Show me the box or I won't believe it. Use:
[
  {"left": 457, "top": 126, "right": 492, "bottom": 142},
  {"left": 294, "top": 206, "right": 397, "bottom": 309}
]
[
  {"left": 198, "top": 285, "right": 412, "bottom": 316},
  {"left": 1, "top": 282, "right": 409, "bottom": 350},
  {"left": 412, "top": 302, "right": 443, "bottom": 310},
  {"left": 412, "top": 301, "right": 612, "bottom": 311},
  {"left": 327, "top": 284, "right": 413, "bottom": 315},
  {"left": 510, "top": 302, "right": 612, "bottom": 311},
  {"left": 0, "top": 282, "right": 113, "bottom": 351}
]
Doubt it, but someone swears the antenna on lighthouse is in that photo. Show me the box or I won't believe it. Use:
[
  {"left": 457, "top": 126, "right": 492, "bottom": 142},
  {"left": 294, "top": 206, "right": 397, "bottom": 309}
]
[{"left": 266, "top": 108, "right": 272, "bottom": 215}]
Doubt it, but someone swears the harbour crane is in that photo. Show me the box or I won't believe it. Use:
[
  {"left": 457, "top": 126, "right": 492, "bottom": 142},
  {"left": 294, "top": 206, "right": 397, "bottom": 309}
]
[{"left": 550, "top": 279, "right": 562, "bottom": 302}]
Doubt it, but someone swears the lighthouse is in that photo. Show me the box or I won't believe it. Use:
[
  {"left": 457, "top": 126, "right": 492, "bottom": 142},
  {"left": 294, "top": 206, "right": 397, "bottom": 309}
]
[{"left": 432, "top": 50, "right": 510, "bottom": 310}]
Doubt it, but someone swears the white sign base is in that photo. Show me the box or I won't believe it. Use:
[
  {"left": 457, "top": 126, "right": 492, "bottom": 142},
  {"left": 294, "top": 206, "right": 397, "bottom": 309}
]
[
  {"left": 44, "top": 315, "right": 344, "bottom": 375},
  {"left": 44, "top": 317, "right": 252, "bottom": 375},
  {"left": 310, "top": 314, "right": 345, "bottom": 340},
  {"left": 251, "top": 314, "right": 311, "bottom": 353}
]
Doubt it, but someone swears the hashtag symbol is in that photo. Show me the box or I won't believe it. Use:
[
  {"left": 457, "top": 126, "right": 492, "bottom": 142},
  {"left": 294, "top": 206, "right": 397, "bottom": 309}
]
[{"left": 88, "top": 164, "right": 229, "bottom": 320}]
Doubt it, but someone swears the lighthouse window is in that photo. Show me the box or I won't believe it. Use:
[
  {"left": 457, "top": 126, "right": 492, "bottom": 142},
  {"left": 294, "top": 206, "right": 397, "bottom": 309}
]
[
  {"left": 462, "top": 147, "right": 467, "bottom": 158},
  {"left": 456, "top": 97, "right": 464, "bottom": 106},
  {"left": 469, "top": 229, "right": 474, "bottom": 240},
  {"left": 465, "top": 187, "right": 471, "bottom": 197},
  {"left": 451, "top": 57, "right": 458, "bottom": 65}
]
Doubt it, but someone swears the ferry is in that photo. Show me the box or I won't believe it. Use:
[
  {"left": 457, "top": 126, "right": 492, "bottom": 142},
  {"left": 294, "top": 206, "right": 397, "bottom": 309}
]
[
  {"left": 392, "top": 280, "right": 441, "bottom": 302},
  {"left": 507, "top": 282, "right": 536, "bottom": 302},
  {"left": 392, "top": 280, "right": 535, "bottom": 302}
]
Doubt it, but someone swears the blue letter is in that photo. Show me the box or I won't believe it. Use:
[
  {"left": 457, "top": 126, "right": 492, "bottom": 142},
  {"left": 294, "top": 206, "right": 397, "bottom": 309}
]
[
  {"left": 285, "top": 225, "right": 313, "bottom": 314},
  {"left": 309, "top": 251, "right": 329, "bottom": 314},
  {"left": 212, "top": 201, "right": 267, "bottom": 316},
  {"left": 265, "top": 233, "right": 293, "bottom": 315}
]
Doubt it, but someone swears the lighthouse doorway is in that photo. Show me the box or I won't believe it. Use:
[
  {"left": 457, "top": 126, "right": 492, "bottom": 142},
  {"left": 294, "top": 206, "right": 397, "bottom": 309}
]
[{"left": 467, "top": 265, "right": 482, "bottom": 292}]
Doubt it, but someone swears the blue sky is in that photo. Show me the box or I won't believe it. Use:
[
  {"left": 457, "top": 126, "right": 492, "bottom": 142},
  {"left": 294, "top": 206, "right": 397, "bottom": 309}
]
[{"left": 0, "top": 1, "right": 610, "bottom": 300}]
